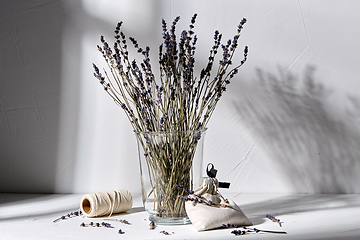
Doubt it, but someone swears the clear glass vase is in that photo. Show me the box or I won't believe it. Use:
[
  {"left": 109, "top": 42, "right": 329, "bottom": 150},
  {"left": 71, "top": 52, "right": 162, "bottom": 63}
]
[{"left": 135, "top": 128, "right": 207, "bottom": 225}]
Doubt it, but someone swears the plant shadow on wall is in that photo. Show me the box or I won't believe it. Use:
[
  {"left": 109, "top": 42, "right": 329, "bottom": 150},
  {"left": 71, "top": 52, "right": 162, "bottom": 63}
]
[{"left": 232, "top": 66, "right": 360, "bottom": 193}]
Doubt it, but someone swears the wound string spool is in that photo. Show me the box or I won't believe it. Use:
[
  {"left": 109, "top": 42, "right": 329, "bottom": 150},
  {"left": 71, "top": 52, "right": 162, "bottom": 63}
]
[{"left": 80, "top": 189, "right": 132, "bottom": 218}]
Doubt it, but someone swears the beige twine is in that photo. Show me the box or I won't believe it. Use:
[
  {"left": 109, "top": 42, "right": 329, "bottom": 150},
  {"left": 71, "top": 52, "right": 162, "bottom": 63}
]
[{"left": 80, "top": 189, "right": 133, "bottom": 217}]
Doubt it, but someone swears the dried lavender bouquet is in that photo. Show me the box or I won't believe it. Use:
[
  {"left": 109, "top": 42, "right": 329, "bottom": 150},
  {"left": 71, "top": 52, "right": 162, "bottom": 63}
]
[{"left": 92, "top": 14, "right": 247, "bottom": 220}]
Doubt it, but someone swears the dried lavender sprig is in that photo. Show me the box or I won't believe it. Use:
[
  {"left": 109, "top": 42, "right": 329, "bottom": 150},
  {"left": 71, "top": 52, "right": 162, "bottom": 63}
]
[
  {"left": 177, "top": 193, "right": 235, "bottom": 209},
  {"left": 149, "top": 220, "right": 156, "bottom": 230},
  {"left": 198, "top": 46, "right": 248, "bottom": 128},
  {"left": 101, "top": 14, "right": 245, "bottom": 135},
  {"left": 175, "top": 184, "right": 235, "bottom": 210},
  {"left": 266, "top": 214, "right": 283, "bottom": 227},
  {"left": 222, "top": 223, "right": 240, "bottom": 229},
  {"left": 158, "top": 14, "right": 200, "bottom": 131},
  {"left": 79, "top": 221, "right": 114, "bottom": 228},
  {"left": 53, "top": 210, "right": 81, "bottom": 222},
  {"left": 231, "top": 226, "right": 287, "bottom": 235},
  {"left": 160, "top": 230, "right": 173, "bottom": 235},
  {"left": 106, "top": 218, "right": 131, "bottom": 225},
  {"left": 223, "top": 223, "right": 287, "bottom": 235},
  {"left": 189, "top": 30, "right": 247, "bottom": 129},
  {"left": 231, "top": 229, "right": 250, "bottom": 236},
  {"left": 99, "top": 28, "right": 159, "bottom": 132},
  {"left": 98, "top": 32, "right": 156, "bottom": 133},
  {"left": 117, "top": 219, "right": 131, "bottom": 225},
  {"left": 98, "top": 52, "right": 155, "bottom": 133}
]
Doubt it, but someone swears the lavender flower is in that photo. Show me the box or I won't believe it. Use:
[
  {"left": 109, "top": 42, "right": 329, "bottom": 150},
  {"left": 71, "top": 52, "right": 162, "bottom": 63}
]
[
  {"left": 231, "top": 229, "right": 248, "bottom": 236},
  {"left": 53, "top": 211, "right": 81, "bottom": 222},
  {"left": 266, "top": 214, "right": 282, "bottom": 227},
  {"left": 160, "top": 230, "right": 172, "bottom": 235},
  {"left": 149, "top": 220, "right": 156, "bottom": 230},
  {"left": 79, "top": 221, "right": 113, "bottom": 228}
]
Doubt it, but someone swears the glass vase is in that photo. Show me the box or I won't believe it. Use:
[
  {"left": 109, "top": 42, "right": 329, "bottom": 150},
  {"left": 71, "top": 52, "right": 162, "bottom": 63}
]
[{"left": 135, "top": 128, "right": 207, "bottom": 225}]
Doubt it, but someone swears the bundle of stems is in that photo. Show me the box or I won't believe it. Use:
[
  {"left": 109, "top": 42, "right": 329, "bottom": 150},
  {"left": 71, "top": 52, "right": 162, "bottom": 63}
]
[{"left": 93, "top": 14, "right": 248, "bottom": 218}]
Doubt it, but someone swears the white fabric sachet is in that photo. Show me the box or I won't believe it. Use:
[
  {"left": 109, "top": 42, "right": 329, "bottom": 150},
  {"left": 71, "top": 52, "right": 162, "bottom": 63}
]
[{"left": 185, "top": 177, "right": 252, "bottom": 231}]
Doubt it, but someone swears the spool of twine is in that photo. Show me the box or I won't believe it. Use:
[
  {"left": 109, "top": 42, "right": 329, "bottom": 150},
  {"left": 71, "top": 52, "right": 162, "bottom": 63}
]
[{"left": 80, "top": 189, "right": 132, "bottom": 217}]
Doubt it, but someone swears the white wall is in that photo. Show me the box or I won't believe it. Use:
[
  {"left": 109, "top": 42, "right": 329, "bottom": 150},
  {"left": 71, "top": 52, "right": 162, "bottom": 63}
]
[{"left": 1, "top": 0, "right": 360, "bottom": 194}]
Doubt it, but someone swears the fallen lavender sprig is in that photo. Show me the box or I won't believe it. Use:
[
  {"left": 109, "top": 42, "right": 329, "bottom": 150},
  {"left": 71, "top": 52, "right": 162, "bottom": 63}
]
[
  {"left": 231, "top": 226, "right": 287, "bottom": 235},
  {"left": 80, "top": 221, "right": 114, "bottom": 228},
  {"left": 222, "top": 223, "right": 239, "bottom": 228},
  {"left": 175, "top": 184, "right": 235, "bottom": 210},
  {"left": 160, "top": 230, "right": 173, "bottom": 235},
  {"left": 53, "top": 210, "right": 81, "bottom": 222},
  {"left": 266, "top": 214, "right": 283, "bottom": 227},
  {"left": 149, "top": 220, "right": 156, "bottom": 230},
  {"left": 177, "top": 194, "right": 230, "bottom": 208},
  {"left": 108, "top": 218, "right": 131, "bottom": 225},
  {"left": 231, "top": 229, "right": 250, "bottom": 236}
]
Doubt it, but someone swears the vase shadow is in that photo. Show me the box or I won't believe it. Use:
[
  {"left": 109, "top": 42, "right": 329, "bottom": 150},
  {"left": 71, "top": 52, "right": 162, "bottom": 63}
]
[{"left": 123, "top": 206, "right": 145, "bottom": 214}]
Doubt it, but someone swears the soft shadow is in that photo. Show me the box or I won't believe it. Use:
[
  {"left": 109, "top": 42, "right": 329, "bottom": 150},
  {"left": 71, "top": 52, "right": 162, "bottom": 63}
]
[
  {"left": 87, "top": 206, "right": 145, "bottom": 219},
  {"left": 0, "top": 193, "right": 52, "bottom": 205},
  {"left": 126, "top": 206, "right": 145, "bottom": 214},
  {"left": 0, "top": 0, "right": 170, "bottom": 195},
  {"left": 231, "top": 66, "right": 360, "bottom": 193},
  {"left": 0, "top": 0, "right": 67, "bottom": 193},
  {"left": 0, "top": 194, "right": 81, "bottom": 221},
  {"left": 242, "top": 194, "right": 360, "bottom": 220},
  {"left": 0, "top": 207, "right": 78, "bottom": 222}
]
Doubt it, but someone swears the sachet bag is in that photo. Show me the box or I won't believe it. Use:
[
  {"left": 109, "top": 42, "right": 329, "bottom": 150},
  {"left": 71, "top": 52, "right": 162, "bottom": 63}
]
[{"left": 185, "top": 166, "right": 252, "bottom": 231}]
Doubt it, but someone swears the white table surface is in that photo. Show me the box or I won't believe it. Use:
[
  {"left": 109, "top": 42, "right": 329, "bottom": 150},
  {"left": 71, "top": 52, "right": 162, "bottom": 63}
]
[{"left": 1, "top": 192, "right": 359, "bottom": 240}]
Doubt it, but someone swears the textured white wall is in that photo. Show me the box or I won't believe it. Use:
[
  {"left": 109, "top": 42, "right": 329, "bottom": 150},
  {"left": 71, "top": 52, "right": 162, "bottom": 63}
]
[{"left": 1, "top": 0, "right": 360, "bottom": 194}]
